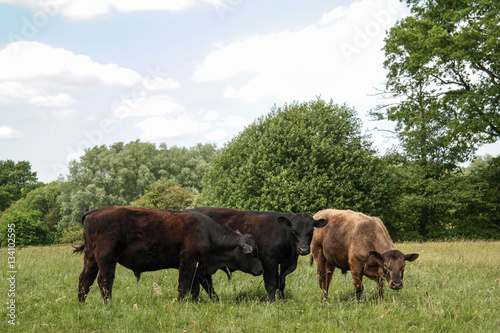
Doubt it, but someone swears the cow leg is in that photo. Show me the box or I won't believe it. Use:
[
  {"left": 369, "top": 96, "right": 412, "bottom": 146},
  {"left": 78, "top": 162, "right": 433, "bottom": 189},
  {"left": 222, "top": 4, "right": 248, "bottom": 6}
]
[
  {"left": 349, "top": 263, "right": 365, "bottom": 300},
  {"left": 190, "top": 278, "right": 201, "bottom": 301},
  {"left": 314, "top": 251, "right": 334, "bottom": 300},
  {"left": 95, "top": 256, "right": 117, "bottom": 304},
  {"left": 277, "top": 272, "right": 286, "bottom": 300},
  {"left": 178, "top": 264, "right": 200, "bottom": 301},
  {"left": 200, "top": 275, "right": 219, "bottom": 301},
  {"left": 263, "top": 263, "right": 279, "bottom": 302},
  {"left": 78, "top": 254, "right": 99, "bottom": 302}
]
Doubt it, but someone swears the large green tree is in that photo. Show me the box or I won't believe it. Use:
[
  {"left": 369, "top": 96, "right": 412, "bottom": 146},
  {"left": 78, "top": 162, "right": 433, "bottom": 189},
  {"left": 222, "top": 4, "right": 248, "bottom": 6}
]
[
  {"left": 201, "top": 99, "right": 392, "bottom": 219},
  {"left": 0, "top": 160, "right": 41, "bottom": 211},
  {"left": 58, "top": 140, "right": 217, "bottom": 228},
  {"left": 455, "top": 155, "right": 500, "bottom": 239},
  {"left": 375, "top": 0, "right": 500, "bottom": 162}
]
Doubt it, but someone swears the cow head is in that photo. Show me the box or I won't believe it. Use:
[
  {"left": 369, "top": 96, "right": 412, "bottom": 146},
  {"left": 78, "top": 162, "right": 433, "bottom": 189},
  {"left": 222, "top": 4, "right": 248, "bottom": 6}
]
[
  {"left": 287, "top": 213, "right": 328, "bottom": 255},
  {"left": 369, "top": 250, "right": 419, "bottom": 290},
  {"left": 232, "top": 234, "right": 264, "bottom": 276}
]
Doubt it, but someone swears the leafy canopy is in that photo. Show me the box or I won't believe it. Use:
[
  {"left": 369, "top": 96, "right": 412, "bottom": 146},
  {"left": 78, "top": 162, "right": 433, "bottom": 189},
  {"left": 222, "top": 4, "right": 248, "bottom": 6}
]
[
  {"left": 0, "top": 160, "right": 41, "bottom": 211},
  {"left": 58, "top": 140, "right": 217, "bottom": 228},
  {"left": 375, "top": 0, "right": 500, "bottom": 163},
  {"left": 201, "top": 99, "right": 392, "bottom": 218}
]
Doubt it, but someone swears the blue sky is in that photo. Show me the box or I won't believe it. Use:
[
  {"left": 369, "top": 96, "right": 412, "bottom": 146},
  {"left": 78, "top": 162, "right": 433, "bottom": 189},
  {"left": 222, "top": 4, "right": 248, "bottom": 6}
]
[{"left": 1, "top": 0, "right": 498, "bottom": 183}]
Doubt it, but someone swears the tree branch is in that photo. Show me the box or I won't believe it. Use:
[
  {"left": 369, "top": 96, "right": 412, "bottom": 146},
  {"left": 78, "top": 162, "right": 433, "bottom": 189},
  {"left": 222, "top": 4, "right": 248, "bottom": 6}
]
[{"left": 474, "top": 62, "right": 500, "bottom": 83}]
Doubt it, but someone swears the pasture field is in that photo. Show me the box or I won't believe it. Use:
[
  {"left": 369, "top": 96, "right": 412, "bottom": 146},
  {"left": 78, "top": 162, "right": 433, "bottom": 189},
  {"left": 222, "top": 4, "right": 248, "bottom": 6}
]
[{"left": 1, "top": 241, "right": 499, "bottom": 332}]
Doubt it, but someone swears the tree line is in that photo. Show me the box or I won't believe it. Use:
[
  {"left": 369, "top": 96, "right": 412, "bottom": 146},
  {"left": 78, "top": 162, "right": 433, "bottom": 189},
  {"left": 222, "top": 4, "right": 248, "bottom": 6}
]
[
  {"left": 1, "top": 99, "right": 499, "bottom": 246},
  {"left": 1, "top": 0, "right": 499, "bottom": 245}
]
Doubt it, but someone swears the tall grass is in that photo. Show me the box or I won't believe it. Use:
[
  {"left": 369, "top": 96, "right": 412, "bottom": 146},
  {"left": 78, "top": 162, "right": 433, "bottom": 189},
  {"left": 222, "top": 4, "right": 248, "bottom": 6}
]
[{"left": 1, "top": 241, "right": 499, "bottom": 332}]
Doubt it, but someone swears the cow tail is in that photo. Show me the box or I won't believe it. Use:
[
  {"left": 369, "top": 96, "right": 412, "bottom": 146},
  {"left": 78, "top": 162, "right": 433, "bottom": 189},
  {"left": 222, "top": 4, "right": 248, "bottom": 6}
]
[
  {"left": 73, "top": 244, "right": 84, "bottom": 254},
  {"left": 80, "top": 208, "right": 94, "bottom": 224},
  {"left": 73, "top": 210, "right": 90, "bottom": 254},
  {"left": 309, "top": 255, "right": 314, "bottom": 266}
]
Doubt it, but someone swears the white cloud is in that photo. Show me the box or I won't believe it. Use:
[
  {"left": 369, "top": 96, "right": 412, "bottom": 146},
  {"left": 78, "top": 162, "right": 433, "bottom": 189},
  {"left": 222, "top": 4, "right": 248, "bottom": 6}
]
[
  {"left": 112, "top": 96, "right": 184, "bottom": 118},
  {"left": 51, "top": 108, "right": 80, "bottom": 121},
  {"left": 0, "top": 42, "right": 142, "bottom": 88},
  {"left": 137, "top": 115, "right": 212, "bottom": 141},
  {"left": 0, "top": 0, "right": 197, "bottom": 21},
  {"left": 0, "top": 125, "right": 25, "bottom": 140},
  {"left": 203, "top": 110, "right": 218, "bottom": 122},
  {"left": 206, "top": 129, "right": 227, "bottom": 142},
  {"left": 142, "top": 77, "right": 181, "bottom": 91},
  {"left": 29, "top": 93, "right": 78, "bottom": 107},
  {"left": 193, "top": 0, "right": 408, "bottom": 108},
  {"left": 319, "top": 7, "right": 349, "bottom": 25},
  {"left": 0, "top": 41, "right": 148, "bottom": 109},
  {"left": 223, "top": 115, "right": 248, "bottom": 128},
  {"left": 66, "top": 150, "right": 85, "bottom": 163},
  {"left": 0, "top": 81, "right": 37, "bottom": 104},
  {"left": 0, "top": 81, "right": 78, "bottom": 107}
]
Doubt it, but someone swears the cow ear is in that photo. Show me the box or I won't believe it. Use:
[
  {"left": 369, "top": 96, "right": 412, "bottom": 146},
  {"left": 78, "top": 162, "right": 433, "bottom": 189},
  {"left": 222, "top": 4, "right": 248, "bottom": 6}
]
[
  {"left": 369, "top": 250, "right": 384, "bottom": 263},
  {"left": 405, "top": 253, "right": 419, "bottom": 262},
  {"left": 240, "top": 242, "right": 253, "bottom": 254},
  {"left": 277, "top": 216, "right": 292, "bottom": 228},
  {"left": 314, "top": 218, "right": 328, "bottom": 228}
]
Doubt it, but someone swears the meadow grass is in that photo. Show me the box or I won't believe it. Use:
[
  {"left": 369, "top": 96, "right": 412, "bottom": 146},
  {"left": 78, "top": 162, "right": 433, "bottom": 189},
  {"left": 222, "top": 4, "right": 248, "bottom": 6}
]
[{"left": 1, "top": 241, "right": 499, "bottom": 332}]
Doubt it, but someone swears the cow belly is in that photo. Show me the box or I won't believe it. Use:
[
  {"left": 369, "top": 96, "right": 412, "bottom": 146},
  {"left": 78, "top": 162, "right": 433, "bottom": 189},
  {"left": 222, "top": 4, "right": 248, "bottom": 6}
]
[
  {"left": 322, "top": 241, "right": 350, "bottom": 273},
  {"left": 325, "top": 255, "right": 350, "bottom": 273},
  {"left": 118, "top": 243, "right": 179, "bottom": 273}
]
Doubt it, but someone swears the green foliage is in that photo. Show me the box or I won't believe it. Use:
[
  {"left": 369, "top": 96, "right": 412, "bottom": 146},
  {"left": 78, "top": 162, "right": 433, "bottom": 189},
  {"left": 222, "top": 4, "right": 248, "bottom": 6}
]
[
  {"left": 0, "top": 182, "right": 62, "bottom": 246},
  {"left": 372, "top": 0, "right": 500, "bottom": 239},
  {"left": 0, "top": 210, "right": 53, "bottom": 247},
  {"left": 1, "top": 242, "right": 499, "bottom": 332},
  {"left": 0, "top": 160, "right": 41, "bottom": 211},
  {"left": 58, "top": 140, "right": 217, "bottom": 229},
  {"left": 130, "top": 179, "right": 196, "bottom": 210},
  {"left": 378, "top": 0, "right": 500, "bottom": 161},
  {"left": 453, "top": 155, "right": 500, "bottom": 239},
  {"left": 201, "top": 99, "right": 392, "bottom": 218},
  {"left": 383, "top": 153, "right": 500, "bottom": 241},
  {"left": 60, "top": 228, "right": 83, "bottom": 244}
]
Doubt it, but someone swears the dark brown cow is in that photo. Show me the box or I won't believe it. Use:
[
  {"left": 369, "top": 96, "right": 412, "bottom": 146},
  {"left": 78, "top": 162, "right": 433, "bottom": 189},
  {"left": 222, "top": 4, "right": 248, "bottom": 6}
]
[
  {"left": 189, "top": 207, "right": 327, "bottom": 301},
  {"left": 75, "top": 206, "right": 263, "bottom": 303},
  {"left": 311, "top": 209, "right": 419, "bottom": 300}
]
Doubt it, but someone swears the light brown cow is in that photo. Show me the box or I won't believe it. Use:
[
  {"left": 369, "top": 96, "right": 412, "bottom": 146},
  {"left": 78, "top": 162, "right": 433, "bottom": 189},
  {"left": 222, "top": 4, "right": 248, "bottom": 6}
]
[{"left": 311, "top": 209, "right": 419, "bottom": 300}]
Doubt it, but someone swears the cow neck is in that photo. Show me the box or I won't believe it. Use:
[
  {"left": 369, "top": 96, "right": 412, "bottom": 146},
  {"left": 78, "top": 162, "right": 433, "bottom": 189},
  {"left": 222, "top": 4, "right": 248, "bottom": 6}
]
[{"left": 207, "top": 223, "right": 241, "bottom": 251}]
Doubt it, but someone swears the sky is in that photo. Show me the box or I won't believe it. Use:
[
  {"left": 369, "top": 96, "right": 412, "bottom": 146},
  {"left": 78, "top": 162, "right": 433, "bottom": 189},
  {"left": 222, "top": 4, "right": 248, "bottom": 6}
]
[{"left": 1, "top": 0, "right": 499, "bottom": 183}]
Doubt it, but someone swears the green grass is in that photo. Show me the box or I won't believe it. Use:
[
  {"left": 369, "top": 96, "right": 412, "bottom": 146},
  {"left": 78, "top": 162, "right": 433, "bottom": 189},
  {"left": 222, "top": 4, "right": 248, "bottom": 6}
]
[{"left": 1, "top": 241, "right": 499, "bottom": 332}]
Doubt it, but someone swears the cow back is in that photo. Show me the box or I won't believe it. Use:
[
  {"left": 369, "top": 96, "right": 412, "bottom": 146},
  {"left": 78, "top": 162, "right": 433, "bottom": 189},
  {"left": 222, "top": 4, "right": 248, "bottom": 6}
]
[{"left": 191, "top": 207, "right": 293, "bottom": 259}]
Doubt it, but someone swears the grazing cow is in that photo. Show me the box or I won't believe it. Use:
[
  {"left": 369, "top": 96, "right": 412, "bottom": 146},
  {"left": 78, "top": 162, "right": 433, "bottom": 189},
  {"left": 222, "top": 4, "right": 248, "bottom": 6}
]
[
  {"left": 190, "top": 207, "right": 327, "bottom": 301},
  {"left": 75, "top": 206, "right": 263, "bottom": 303},
  {"left": 311, "top": 209, "right": 419, "bottom": 300}
]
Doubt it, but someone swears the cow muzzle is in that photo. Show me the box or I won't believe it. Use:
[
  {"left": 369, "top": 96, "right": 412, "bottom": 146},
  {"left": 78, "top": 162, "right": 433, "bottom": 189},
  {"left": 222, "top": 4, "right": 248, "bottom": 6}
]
[
  {"left": 389, "top": 281, "right": 403, "bottom": 290},
  {"left": 298, "top": 246, "right": 310, "bottom": 255},
  {"left": 252, "top": 267, "right": 264, "bottom": 276}
]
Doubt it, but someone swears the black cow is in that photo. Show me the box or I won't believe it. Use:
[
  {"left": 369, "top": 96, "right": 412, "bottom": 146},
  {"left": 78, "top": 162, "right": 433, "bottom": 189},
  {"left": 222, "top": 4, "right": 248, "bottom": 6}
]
[
  {"left": 189, "top": 207, "right": 327, "bottom": 301},
  {"left": 75, "top": 206, "right": 263, "bottom": 303}
]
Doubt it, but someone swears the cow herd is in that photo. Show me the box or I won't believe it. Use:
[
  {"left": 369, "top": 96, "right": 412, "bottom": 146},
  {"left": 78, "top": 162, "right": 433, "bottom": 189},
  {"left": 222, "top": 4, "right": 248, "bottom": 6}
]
[{"left": 74, "top": 206, "right": 419, "bottom": 304}]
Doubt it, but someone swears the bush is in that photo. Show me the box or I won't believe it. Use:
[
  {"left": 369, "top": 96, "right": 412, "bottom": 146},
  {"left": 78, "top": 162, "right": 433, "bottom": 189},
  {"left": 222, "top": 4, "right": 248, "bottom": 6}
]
[
  {"left": 130, "top": 179, "right": 195, "bottom": 210},
  {"left": 0, "top": 210, "right": 54, "bottom": 247},
  {"left": 201, "top": 99, "right": 392, "bottom": 217},
  {"left": 60, "top": 228, "right": 84, "bottom": 244}
]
